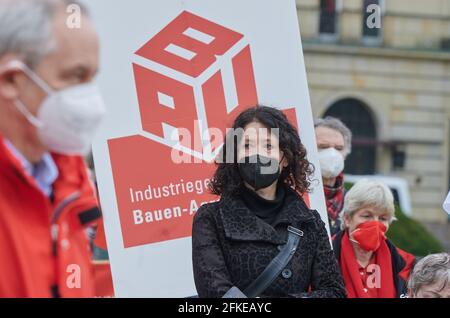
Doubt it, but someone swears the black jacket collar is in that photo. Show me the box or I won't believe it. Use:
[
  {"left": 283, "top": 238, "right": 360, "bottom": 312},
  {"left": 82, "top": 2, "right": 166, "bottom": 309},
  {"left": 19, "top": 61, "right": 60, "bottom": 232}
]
[{"left": 218, "top": 185, "right": 315, "bottom": 245}]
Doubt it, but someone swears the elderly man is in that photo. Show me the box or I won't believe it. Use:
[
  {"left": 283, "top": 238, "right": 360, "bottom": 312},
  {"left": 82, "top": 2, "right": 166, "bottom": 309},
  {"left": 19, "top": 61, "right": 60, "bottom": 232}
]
[
  {"left": 0, "top": 0, "right": 105, "bottom": 297},
  {"left": 408, "top": 253, "right": 450, "bottom": 298},
  {"left": 314, "top": 116, "right": 352, "bottom": 236}
]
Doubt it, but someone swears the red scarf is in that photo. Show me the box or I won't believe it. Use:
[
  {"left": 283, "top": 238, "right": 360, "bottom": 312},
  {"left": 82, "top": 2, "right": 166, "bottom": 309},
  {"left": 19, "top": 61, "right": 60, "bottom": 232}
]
[
  {"left": 340, "top": 231, "right": 396, "bottom": 298},
  {"left": 323, "top": 173, "right": 344, "bottom": 221}
]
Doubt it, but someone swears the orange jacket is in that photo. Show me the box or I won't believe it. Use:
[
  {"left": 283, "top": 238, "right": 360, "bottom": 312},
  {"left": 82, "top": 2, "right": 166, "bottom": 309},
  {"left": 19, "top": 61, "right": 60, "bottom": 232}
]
[{"left": 0, "top": 137, "right": 102, "bottom": 297}]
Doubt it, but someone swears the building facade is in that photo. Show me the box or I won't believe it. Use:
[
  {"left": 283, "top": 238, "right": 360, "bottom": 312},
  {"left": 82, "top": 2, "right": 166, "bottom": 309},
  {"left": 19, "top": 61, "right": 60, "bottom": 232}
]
[{"left": 297, "top": 0, "right": 450, "bottom": 238}]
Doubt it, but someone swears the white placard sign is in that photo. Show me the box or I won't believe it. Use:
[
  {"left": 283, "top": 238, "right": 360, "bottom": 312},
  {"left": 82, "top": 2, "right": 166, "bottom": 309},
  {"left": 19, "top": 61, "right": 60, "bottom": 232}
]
[{"left": 89, "top": 0, "right": 328, "bottom": 297}]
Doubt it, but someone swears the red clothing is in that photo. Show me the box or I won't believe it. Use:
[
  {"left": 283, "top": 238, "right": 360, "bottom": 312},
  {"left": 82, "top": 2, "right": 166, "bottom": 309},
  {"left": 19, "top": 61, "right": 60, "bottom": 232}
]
[
  {"left": 340, "top": 231, "right": 396, "bottom": 298},
  {"left": 323, "top": 173, "right": 344, "bottom": 222},
  {"left": 0, "top": 137, "right": 102, "bottom": 297},
  {"left": 356, "top": 254, "right": 379, "bottom": 298},
  {"left": 336, "top": 230, "right": 414, "bottom": 298}
]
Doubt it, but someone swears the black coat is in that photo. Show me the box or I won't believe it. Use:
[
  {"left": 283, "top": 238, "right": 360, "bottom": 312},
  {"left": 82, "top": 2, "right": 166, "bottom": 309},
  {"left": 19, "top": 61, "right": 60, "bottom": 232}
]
[{"left": 192, "top": 186, "right": 346, "bottom": 298}]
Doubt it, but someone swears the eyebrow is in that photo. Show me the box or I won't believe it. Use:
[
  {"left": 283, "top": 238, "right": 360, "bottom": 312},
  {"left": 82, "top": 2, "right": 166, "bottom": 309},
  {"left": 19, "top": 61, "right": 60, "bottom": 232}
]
[
  {"left": 420, "top": 288, "right": 442, "bottom": 296},
  {"left": 436, "top": 281, "right": 450, "bottom": 293},
  {"left": 318, "top": 143, "right": 343, "bottom": 147},
  {"left": 63, "top": 64, "right": 98, "bottom": 76}
]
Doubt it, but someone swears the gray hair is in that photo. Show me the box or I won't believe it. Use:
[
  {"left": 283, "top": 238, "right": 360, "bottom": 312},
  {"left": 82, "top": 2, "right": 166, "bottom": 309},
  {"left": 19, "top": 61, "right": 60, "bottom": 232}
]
[
  {"left": 314, "top": 116, "right": 352, "bottom": 157},
  {"left": 0, "top": 0, "right": 88, "bottom": 69},
  {"left": 340, "top": 179, "right": 396, "bottom": 230},
  {"left": 408, "top": 253, "right": 450, "bottom": 296}
]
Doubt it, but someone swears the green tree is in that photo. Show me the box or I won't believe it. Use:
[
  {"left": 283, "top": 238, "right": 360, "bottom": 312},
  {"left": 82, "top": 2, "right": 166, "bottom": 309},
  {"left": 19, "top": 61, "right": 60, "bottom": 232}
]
[{"left": 387, "top": 207, "right": 444, "bottom": 257}]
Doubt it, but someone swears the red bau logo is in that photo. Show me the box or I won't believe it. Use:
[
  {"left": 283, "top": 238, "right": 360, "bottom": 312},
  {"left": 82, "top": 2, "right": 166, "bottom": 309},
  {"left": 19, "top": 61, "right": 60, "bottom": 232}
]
[
  {"left": 132, "top": 11, "right": 260, "bottom": 157},
  {"left": 108, "top": 11, "right": 299, "bottom": 248}
]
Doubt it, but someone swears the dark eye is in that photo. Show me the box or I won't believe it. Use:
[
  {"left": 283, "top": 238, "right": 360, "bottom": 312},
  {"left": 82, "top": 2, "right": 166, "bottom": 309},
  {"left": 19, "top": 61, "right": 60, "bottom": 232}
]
[
  {"left": 266, "top": 144, "right": 272, "bottom": 150},
  {"left": 244, "top": 143, "right": 250, "bottom": 149},
  {"left": 64, "top": 66, "right": 91, "bottom": 84}
]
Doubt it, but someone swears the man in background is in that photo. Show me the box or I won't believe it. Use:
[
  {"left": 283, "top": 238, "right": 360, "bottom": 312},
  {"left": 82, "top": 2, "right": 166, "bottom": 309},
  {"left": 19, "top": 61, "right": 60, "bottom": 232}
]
[{"left": 315, "top": 117, "right": 352, "bottom": 236}]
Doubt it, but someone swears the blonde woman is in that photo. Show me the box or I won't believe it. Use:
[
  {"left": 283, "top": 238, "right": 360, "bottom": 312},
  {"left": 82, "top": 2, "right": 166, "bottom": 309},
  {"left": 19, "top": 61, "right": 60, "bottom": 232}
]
[{"left": 332, "top": 179, "right": 415, "bottom": 298}]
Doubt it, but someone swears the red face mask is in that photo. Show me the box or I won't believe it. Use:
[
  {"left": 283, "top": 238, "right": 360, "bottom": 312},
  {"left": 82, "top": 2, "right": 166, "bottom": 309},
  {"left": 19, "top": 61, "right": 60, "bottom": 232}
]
[{"left": 350, "top": 221, "right": 387, "bottom": 252}]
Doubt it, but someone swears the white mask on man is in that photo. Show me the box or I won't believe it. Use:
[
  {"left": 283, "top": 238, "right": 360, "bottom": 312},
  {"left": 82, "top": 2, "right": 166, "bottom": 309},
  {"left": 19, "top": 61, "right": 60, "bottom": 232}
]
[
  {"left": 6, "top": 60, "right": 106, "bottom": 156},
  {"left": 317, "top": 147, "right": 345, "bottom": 179}
]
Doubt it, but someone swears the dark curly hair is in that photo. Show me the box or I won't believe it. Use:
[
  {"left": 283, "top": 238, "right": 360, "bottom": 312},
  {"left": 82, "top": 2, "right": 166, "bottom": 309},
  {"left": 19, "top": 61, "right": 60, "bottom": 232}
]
[{"left": 209, "top": 105, "right": 314, "bottom": 196}]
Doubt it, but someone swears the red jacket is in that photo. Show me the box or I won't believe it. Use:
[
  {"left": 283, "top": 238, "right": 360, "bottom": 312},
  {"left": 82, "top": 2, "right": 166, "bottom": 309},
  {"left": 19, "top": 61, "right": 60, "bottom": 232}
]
[{"left": 0, "top": 137, "right": 102, "bottom": 297}]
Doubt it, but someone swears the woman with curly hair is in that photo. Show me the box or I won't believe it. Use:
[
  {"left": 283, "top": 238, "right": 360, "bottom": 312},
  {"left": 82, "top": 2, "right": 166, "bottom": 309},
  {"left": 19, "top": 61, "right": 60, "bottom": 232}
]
[{"left": 192, "top": 105, "right": 345, "bottom": 298}]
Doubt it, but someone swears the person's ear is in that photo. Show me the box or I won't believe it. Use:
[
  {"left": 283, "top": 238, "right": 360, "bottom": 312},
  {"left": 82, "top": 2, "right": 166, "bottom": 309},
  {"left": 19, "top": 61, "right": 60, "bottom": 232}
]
[
  {"left": 343, "top": 214, "right": 351, "bottom": 228},
  {"left": 0, "top": 65, "right": 24, "bottom": 101},
  {"left": 280, "top": 152, "right": 288, "bottom": 168}
]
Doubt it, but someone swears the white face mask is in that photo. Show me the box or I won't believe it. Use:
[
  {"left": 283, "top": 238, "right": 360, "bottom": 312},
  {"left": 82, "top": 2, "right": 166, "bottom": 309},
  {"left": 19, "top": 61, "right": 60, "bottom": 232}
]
[
  {"left": 317, "top": 147, "right": 345, "bottom": 179},
  {"left": 8, "top": 61, "right": 106, "bottom": 156}
]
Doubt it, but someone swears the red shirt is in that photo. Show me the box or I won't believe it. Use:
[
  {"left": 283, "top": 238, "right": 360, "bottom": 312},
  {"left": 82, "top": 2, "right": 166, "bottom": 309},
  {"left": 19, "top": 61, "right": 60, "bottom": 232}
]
[{"left": 358, "top": 254, "right": 379, "bottom": 298}]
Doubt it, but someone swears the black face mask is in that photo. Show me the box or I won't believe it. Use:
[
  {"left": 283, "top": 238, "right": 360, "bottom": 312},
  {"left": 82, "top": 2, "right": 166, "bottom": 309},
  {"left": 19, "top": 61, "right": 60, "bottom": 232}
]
[{"left": 238, "top": 154, "right": 281, "bottom": 191}]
